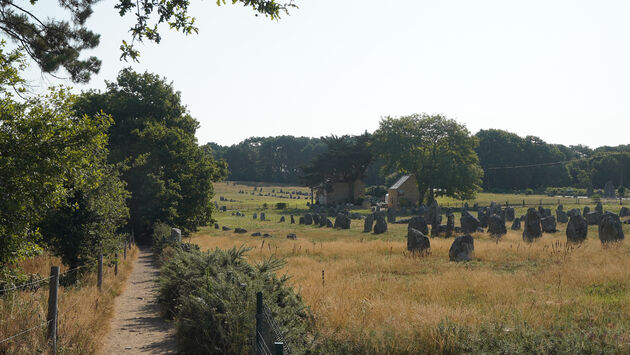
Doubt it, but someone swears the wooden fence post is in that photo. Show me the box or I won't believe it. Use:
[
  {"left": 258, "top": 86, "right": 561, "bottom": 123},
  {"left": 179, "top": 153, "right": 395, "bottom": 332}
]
[
  {"left": 47, "top": 266, "right": 59, "bottom": 355},
  {"left": 97, "top": 252, "right": 103, "bottom": 291},
  {"left": 114, "top": 253, "right": 118, "bottom": 276},
  {"left": 123, "top": 241, "right": 127, "bottom": 260},
  {"left": 274, "top": 342, "right": 284, "bottom": 355}
]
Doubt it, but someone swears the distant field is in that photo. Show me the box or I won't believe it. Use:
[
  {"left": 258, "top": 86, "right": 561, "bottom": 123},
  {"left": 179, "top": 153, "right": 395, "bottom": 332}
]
[{"left": 193, "top": 182, "right": 630, "bottom": 353}]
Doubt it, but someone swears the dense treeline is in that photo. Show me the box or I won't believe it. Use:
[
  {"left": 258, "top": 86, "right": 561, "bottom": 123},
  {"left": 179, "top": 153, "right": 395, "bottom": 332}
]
[
  {"left": 208, "top": 129, "right": 629, "bottom": 193},
  {"left": 203, "top": 137, "right": 386, "bottom": 186},
  {"left": 477, "top": 129, "right": 630, "bottom": 192}
]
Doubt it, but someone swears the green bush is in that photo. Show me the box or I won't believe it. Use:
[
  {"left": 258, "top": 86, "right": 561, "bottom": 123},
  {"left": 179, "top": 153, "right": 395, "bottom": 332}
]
[
  {"left": 365, "top": 185, "right": 388, "bottom": 198},
  {"left": 158, "top": 246, "right": 314, "bottom": 354},
  {"left": 151, "top": 222, "right": 173, "bottom": 255}
]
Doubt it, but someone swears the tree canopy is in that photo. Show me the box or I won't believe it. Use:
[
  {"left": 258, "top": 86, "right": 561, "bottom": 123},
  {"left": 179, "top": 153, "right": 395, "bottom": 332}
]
[
  {"left": 0, "top": 0, "right": 297, "bottom": 82},
  {"left": 299, "top": 133, "right": 373, "bottom": 202},
  {"left": 372, "top": 114, "right": 483, "bottom": 204},
  {"left": 0, "top": 44, "right": 124, "bottom": 265},
  {"left": 74, "top": 68, "right": 227, "bottom": 240}
]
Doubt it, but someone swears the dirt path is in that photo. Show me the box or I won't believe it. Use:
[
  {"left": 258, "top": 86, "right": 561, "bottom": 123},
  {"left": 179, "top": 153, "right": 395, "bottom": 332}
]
[{"left": 101, "top": 247, "right": 176, "bottom": 354}]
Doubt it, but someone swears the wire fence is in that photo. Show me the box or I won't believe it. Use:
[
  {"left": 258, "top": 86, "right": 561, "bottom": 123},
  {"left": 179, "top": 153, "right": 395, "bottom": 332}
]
[
  {"left": 0, "top": 237, "right": 135, "bottom": 353},
  {"left": 255, "top": 291, "right": 291, "bottom": 355},
  {"left": 0, "top": 264, "right": 89, "bottom": 295}
]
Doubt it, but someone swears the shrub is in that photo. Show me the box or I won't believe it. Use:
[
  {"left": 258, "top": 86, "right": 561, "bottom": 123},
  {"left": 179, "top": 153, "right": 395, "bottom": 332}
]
[
  {"left": 158, "top": 246, "right": 313, "bottom": 354},
  {"left": 365, "top": 185, "right": 388, "bottom": 198},
  {"left": 276, "top": 202, "right": 287, "bottom": 210},
  {"left": 525, "top": 188, "right": 534, "bottom": 195},
  {"left": 151, "top": 222, "right": 173, "bottom": 255}
]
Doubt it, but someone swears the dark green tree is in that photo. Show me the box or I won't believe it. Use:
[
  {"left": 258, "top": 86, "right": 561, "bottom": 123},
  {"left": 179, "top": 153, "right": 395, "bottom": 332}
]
[
  {"left": 0, "top": 0, "right": 296, "bottom": 82},
  {"left": 372, "top": 114, "right": 483, "bottom": 204},
  {"left": 74, "top": 68, "right": 227, "bottom": 240},
  {"left": 0, "top": 45, "right": 113, "bottom": 265},
  {"left": 39, "top": 164, "right": 130, "bottom": 269},
  {"left": 299, "top": 133, "right": 372, "bottom": 203}
]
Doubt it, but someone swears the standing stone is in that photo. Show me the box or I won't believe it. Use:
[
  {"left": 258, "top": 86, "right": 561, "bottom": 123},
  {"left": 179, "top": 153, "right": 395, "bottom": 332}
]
[
  {"left": 540, "top": 216, "right": 557, "bottom": 233},
  {"left": 538, "top": 207, "right": 551, "bottom": 218},
  {"left": 604, "top": 181, "right": 616, "bottom": 198},
  {"left": 326, "top": 218, "right": 333, "bottom": 228},
  {"left": 505, "top": 207, "right": 515, "bottom": 222},
  {"left": 253, "top": 213, "right": 257, "bottom": 220},
  {"left": 260, "top": 212, "right": 266, "bottom": 221},
  {"left": 523, "top": 208, "right": 542, "bottom": 242},
  {"left": 449, "top": 235, "right": 474, "bottom": 262},
  {"left": 426, "top": 200, "right": 441, "bottom": 227},
  {"left": 286, "top": 233, "right": 297, "bottom": 240},
  {"left": 460, "top": 211, "right": 480, "bottom": 234},
  {"left": 478, "top": 208, "right": 489, "bottom": 228},
  {"left": 408, "top": 216, "right": 429, "bottom": 235},
  {"left": 567, "top": 208, "right": 580, "bottom": 217},
  {"left": 333, "top": 213, "right": 351, "bottom": 229},
  {"left": 364, "top": 214, "right": 374, "bottom": 233},
  {"left": 374, "top": 216, "right": 388, "bottom": 234},
  {"left": 387, "top": 208, "right": 396, "bottom": 223},
  {"left": 582, "top": 206, "right": 590, "bottom": 217},
  {"left": 598, "top": 212, "right": 624, "bottom": 243},
  {"left": 446, "top": 214, "right": 455, "bottom": 237},
  {"left": 290, "top": 215, "right": 295, "bottom": 224},
  {"left": 585, "top": 212, "right": 600, "bottom": 225},
  {"left": 620, "top": 207, "right": 630, "bottom": 217},
  {"left": 279, "top": 216, "right": 285, "bottom": 223},
  {"left": 319, "top": 214, "right": 327, "bottom": 227},
  {"left": 566, "top": 214, "right": 588, "bottom": 243},
  {"left": 407, "top": 228, "right": 430, "bottom": 254},
  {"left": 595, "top": 202, "right": 603, "bottom": 214},
  {"left": 487, "top": 214, "right": 507, "bottom": 237},
  {"left": 299, "top": 217, "right": 305, "bottom": 225},
  {"left": 511, "top": 218, "right": 521, "bottom": 230},
  {"left": 556, "top": 209, "right": 568, "bottom": 223},
  {"left": 170, "top": 228, "right": 182, "bottom": 243},
  {"left": 214, "top": 223, "right": 219, "bottom": 229},
  {"left": 312, "top": 214, "right": 321, "bottom": 225},
  {"left": 304, "top": 213, "right": 313, "bottom": 225}
]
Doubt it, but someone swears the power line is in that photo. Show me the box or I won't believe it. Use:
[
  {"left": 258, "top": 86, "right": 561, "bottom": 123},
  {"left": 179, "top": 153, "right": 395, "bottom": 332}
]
[{"left": 485, "top": 159, "right": 580, "bottom": 170}]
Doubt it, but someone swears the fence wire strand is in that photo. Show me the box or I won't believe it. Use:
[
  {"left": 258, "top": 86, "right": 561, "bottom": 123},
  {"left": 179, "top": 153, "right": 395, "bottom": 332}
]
[
  {"left": 261, "top": 305, "right": 292, "bottom": 354},
  {"left": 0, "top": 319, "right": 51, "bottom": 345},
  {"left": 0, "top": 264, "right": 90, "bottom": 294}
]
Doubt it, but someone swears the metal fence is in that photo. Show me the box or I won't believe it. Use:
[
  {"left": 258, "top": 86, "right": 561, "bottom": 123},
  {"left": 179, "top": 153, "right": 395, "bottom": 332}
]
[{"left": 255, "top": 292, "right": 291, "bottom": 355}]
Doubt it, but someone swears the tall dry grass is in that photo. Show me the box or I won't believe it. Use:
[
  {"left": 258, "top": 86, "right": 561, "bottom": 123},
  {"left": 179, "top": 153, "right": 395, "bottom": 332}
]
[
  {"left": 0, "top": 247, "right": 138, "bottom": 355},
  {"left": 192, "top": 182, "right": 630, "bottom": 352}
]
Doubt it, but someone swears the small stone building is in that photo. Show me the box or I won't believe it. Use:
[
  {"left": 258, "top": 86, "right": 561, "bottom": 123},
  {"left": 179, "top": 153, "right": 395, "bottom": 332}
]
[
  {"left": 316, "top": 178, "right": 365, "bottom": 205},
  {"left": 387, "top": 175, "right": 420, "bottom": 208}
]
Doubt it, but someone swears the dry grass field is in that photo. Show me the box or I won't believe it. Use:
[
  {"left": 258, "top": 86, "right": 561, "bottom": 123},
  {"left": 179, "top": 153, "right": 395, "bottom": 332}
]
[
  {"left": 192, "top": 182, "right": 630, "bottom": 353},
  {"left": 0, "top": 247, "right": 138, "bottom": 354}
]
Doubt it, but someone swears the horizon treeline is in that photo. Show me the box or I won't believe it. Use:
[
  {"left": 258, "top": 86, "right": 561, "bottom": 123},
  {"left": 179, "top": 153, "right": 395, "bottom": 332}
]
[{"left": 203, "top": 129, "right": 630, "bottom": 191}]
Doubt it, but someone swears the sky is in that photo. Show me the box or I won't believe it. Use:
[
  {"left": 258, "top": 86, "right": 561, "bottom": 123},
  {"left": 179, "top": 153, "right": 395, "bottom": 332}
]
[{"left": 22, "top": 0, "right": 630, "bottom": 148}]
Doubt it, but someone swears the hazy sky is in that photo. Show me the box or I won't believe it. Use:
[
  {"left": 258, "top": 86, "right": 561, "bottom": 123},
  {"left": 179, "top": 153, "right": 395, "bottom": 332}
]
[{"left": 24, "top": 0, "right": 630, "bottom": 147}]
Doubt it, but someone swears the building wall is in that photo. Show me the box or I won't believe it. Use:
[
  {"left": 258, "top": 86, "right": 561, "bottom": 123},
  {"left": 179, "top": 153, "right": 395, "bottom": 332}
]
[
  {"left": 388, "top": 176, "right": 420, "bottom": 208},
  {"left": 317, "top": 179, "right": 365, "bottom": 205}
]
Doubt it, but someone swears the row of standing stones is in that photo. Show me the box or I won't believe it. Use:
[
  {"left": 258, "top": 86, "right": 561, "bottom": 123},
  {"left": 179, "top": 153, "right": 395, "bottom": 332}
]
[{"left": 214, "top": 200, "right": 628, "bottom": 261}]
